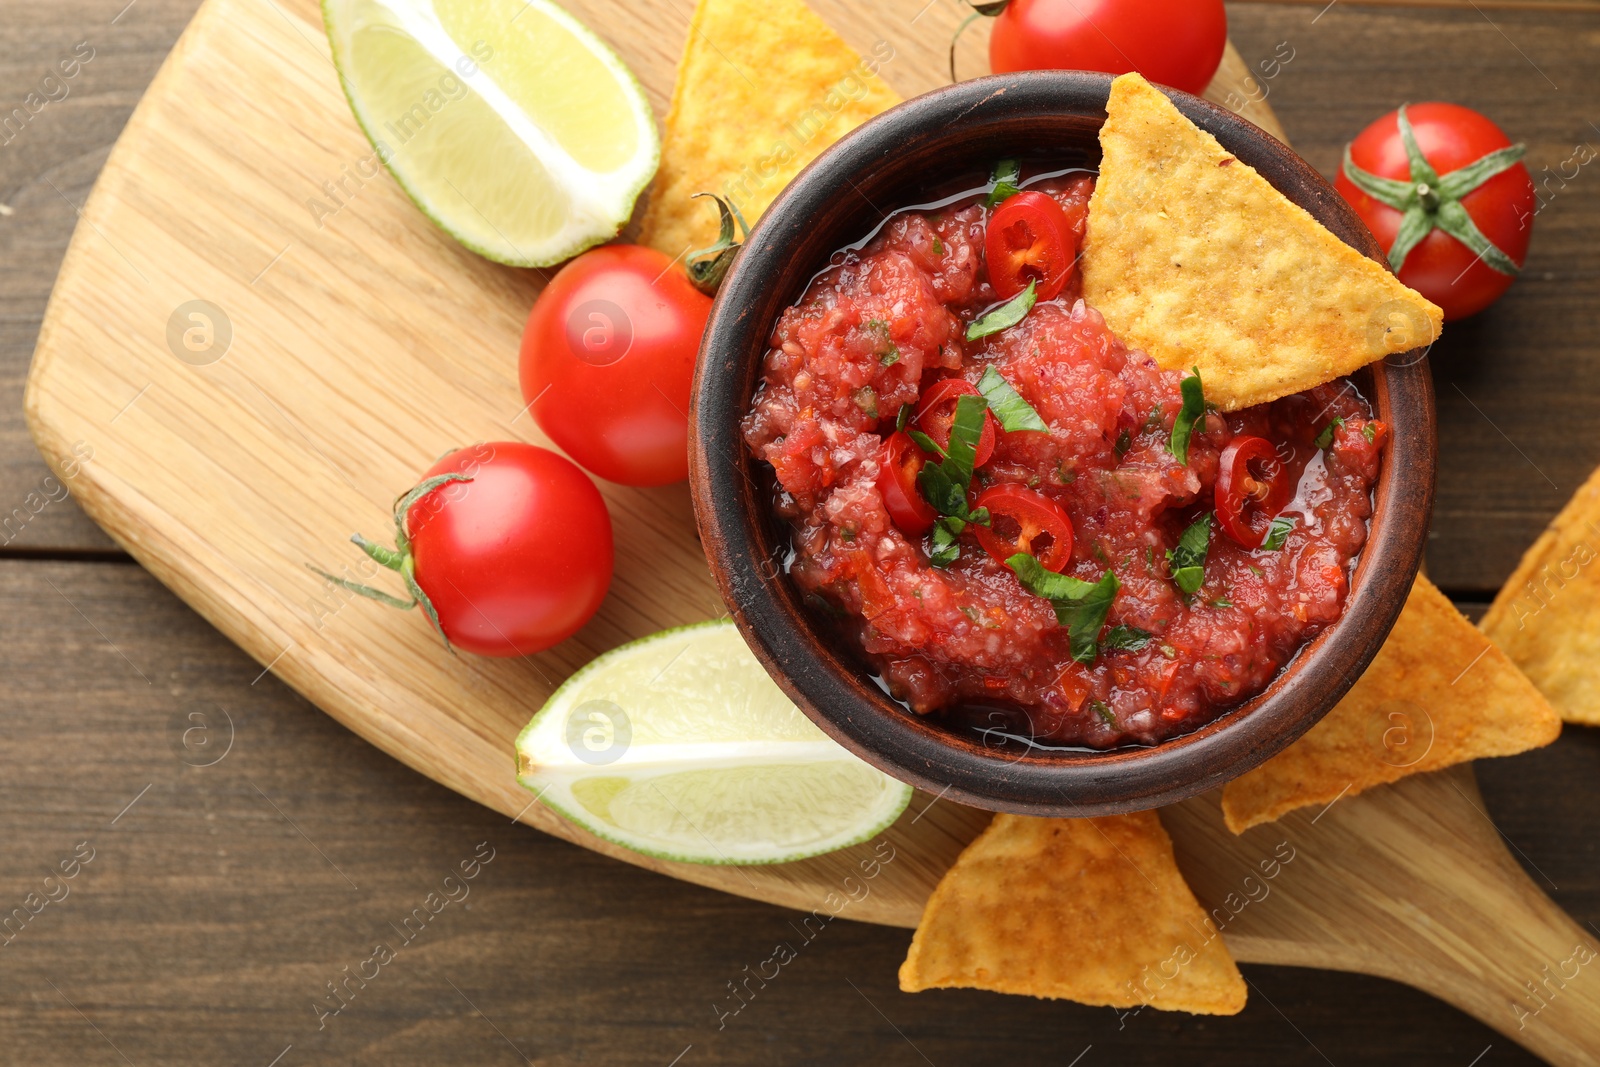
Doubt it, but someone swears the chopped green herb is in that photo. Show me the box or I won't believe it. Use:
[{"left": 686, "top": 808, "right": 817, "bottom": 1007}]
[
  {"left": 1362, "top": 422, "right": 1377, "bottom": 443},
  {"left": 917, "top": 394, "right": 991, "bottom": 567},
  {"left": 984, "top": 158, "right": 1023, "bottom": 208},
  {"left": 1262, "top": 515, "right": 1296, "bottom": 551},
  {"left": 1143, "top": 405, "right": 1164, "bottom": 432},
  {"left": 907, "top": 429, "right": 945, "bottom": 458},
  {"left": 880, "top": 346, "right": 900, "bottom": 366},
  {"left": 960, "top": 605, "right": 980, "bottom": 622},
  {"left": 966, "top": 280, "right": 1038, "bottom": 341},
  {"left": 1090, "top": 699, "right": 1116, "bottom": 726},
  {"left": 1115, "top": 429, "right": 1132, "bottom": 459},
  {"left": 976, "top": 365, "right": 1048, "bottom": 432},
  {"left": 1247, "top": 564, "right": 1265, "bottom": 578},
  {"left": 853, "top": 386, "right": 878, "bottom": 420},
  {"left": 1210, "top": 597, "right": 1233, "bottom": 609},
  {"left": 1159, "top": 643, "right": 1178, "bottom": 659},
  {"left": 1007, "top": 553, "right": 1121, "bottom": 665},
  {"left": 1169, "top": 368, "right": 1205, "bottom": 464},
  {"left": 1093, "top": 542, "right": 1108, "bottom": 563},
  {"left": 865, "top": 318, "right": 889, "bottom": 337},
  {"left": 1315, "top": 417, "right": 1345, "bottom": 449},
  {"left": 1102, "top": 624, "right": 1152, "bottom": 652},
  {"left": 931, "top": 236, "right": 946, "bottom": 256},
  {"left": 895, "top": 404, "right": 912, "bottom": 432},
  {"left": 1166, "top": 512, "right": 1212, "bottom": 597}
]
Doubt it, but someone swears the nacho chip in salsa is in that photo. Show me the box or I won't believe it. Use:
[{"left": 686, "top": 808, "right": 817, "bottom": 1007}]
[{"left": 1082, "top": 74, "right": 1443, "bottom": 412}]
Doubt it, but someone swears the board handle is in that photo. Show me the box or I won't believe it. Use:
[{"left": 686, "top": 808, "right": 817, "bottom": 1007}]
[{"left": 1166, "top": 765, "right": 1600, "bottom": 1066}]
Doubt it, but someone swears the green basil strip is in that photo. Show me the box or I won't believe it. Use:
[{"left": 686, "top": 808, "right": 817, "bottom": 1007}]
[
  {"left": 985, "top": 158, "right": 1023, "bottom": 208},
  {"left": 1168, "top": 368, "right": 1205, "bottom": 464},
  {"left": 1007, "top": 553, "right": 1122, "bottom": 665},
  {"left": 1101, "top": 624, "right": 1152, "bottom": 652},
  {"left": 1262, "top": 515, "right": 1296, "bottom": 551},
  {"left": 966, "top": 280, "right": 1037, "bottom": 342},
  {"left": 1167, "top": 512, "right": 1212, "bottom": 597},
  {"left": 976, "top": 365, "right": 1047, "bottom": 432}
]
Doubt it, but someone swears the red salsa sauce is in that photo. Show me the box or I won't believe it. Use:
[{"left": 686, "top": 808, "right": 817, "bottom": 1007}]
[{"left": 741, "top": 170, "right": 1388, "bottom": 748}]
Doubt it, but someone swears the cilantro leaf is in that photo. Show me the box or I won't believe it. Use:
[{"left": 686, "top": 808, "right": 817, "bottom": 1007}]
[
  {"left": 1166, "top": 512, "right": 1212, "bottom": 597},
  {"left": 1115, "top": 429, "right": 1132, "bottom": 458},
  {"left": 984, "top": 159, "right": 1022, "bottom": 208},
  {"left": 1362, "top": 422, "right": 1377, "bottom": 444},
  {"left": 1315, "top": 417, "right": 1345, "bottom": 449},
  {"left": 976, "top": 365, "right": 1047, "bottom": 432},
  {"left": 1169, "top": 368, "right": 1205, "bottom": 464},
  {"left": 966, "top": 280, "right": 1037, "bottom": 341},
  {"left": 1262, "top": 515, "right": 1296, "bottom": 551},
  {"left": 928, "top": 521, "right": 961, "bottom": 568},
  {"left": 1102, "top": 624, "right": 1152, "bottom": 652},
  {"left": 895, "top": 404, "right": 911, "bottom": 432},
  {"left": 916, "top": 394, "right": 990, "bottom": 566},
  {"left": 1007, "top": 553, "right": 1121, "bottom": 665},
  {"left": 1090, "top": 699, "right": 1116, "bottom": 726},
  {"left": 880, "top": 346, "right": 900, "bottom": 366}
]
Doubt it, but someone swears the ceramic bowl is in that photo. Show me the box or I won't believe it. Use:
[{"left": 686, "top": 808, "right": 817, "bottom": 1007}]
[{"left": 689, "top": 71, "right": 1435, "bottom": 816}]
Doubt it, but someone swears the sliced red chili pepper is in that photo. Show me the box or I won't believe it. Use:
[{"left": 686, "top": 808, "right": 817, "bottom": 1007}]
[
  {"left": 974, "top": 483, "right": 1075, "bottom": 571},
  {"left": 875, "top": 431, "right": 937, "bottom": 536},
  {"left": 1215, "top": 435, "right": 1295, "bottom": 548},
  {"left": 914, "top": 378, "right": 997, "bottom": 467},
  {"left": 984, "top": 190, "right": 1077, "bottom": 301}
]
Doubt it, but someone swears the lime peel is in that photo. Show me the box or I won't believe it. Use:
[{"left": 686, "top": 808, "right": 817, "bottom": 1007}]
[
  {"left": 516, "top": 620, "right": 912, "bottom": 866},
  {"left": 322, "top": 0, "right": 659, "bottom": 267}
]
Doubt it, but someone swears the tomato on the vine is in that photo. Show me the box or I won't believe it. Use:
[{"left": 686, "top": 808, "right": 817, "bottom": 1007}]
[
  {"left": 986, "top": 190, "right": 1077, "bottom": 301},
  {"left": 1336, "top": 103, "right": 1535, "bottom": 321},
  {"left": 974, "top": 483, "right": 1075, "bottom": 571},
  {"left": 876, "top": 432, "right": 938, "bottom": 536},
  {"left": 915, "top": 378, "right": 998, "bottom": 466},
  {"left": 986, "top": 0, "right": 1227, "bottom": 97},
  {"left": 520, "top": 245, "right": 712, "bottom": 487},
  {"left": 321, "top": 442, "right": 613, "bottom": 657},
  {"left": 1214, "top": 436, "right": 1293, "bottom": 548}
]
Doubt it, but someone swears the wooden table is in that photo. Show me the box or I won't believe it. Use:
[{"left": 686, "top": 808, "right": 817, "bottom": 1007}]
[{"left": 2, "top": 0, "right": 1597, "bottom": 1063}]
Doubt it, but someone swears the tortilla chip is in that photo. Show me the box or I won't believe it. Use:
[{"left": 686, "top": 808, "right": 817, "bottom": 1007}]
[
  {"left": 1221, "top": 574, "right": 1561, "bottom": 834},
  {"left": 1480, "top": 463, "right": 1600, "bottom": 726},
  {"left": 899, "top": 811, "right": 1246, "bottom": 1015},
  {"left": 637, "top": 0, "right": 901, "bottom": 258},
  {"left": 1081, "top": 74, "right": 1443, "bottom": 412}
]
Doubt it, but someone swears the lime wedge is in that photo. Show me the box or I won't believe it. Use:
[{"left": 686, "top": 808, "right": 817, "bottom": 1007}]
[
  {"left": 516, "top": 621, "right": 912, "bottom": 865},
  {"left": 322, "top": 0, "right": 659, "bottom": 266}
]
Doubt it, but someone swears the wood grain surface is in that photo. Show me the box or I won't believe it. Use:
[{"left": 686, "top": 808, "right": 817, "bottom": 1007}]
[{"left": 3, "top": 0, "right": 1600, "bottom": 1062}]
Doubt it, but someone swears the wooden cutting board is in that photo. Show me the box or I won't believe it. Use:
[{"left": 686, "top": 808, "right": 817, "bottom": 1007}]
[{"left": 24, "top": 0, "right": 1600, "bottom": 1061}]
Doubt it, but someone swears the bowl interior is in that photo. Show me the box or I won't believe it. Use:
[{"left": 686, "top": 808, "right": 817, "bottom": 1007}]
[{"left": 691, "top": 72, "right": 1435, "bottom": 816}]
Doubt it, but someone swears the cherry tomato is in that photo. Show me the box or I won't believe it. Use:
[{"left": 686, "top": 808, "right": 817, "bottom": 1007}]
[
  {"left": 1215, "top": 435, "right": 1293, "bottom": 548},
  {"left": 876, "top": 432, "right": 938, "bottom": 536},
  {"left": 520, "top": 245, "right": 712, "bottom": 486},
  {"left": 1336, "top": 103, "right": 1535, "bottom": 321},
  {"left": 405, "top": 442, "right": 613, "bottom": 656},
  {"left": 974, "top": 484, "right": 1075, "bottom": 571},
  {"left": 985, "top": 190, "right": 1077, "bottom": 301},
  {"left": 989, "top": 0, "right": 1227, "bottom": 97},
  {"left": 915, "top": 378, "right": 998, "bottom": 466}
]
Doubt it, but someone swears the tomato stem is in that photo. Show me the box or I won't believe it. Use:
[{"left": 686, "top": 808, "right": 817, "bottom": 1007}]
[
  {"left": 686, "top": 193, "right": 749, "bottom": 296},
  {"left": 307, "top": 471, "right": 477, "bottom": 653},
  {"left": 1340, "top": 103, "right": 1525, "bottom": 277}
]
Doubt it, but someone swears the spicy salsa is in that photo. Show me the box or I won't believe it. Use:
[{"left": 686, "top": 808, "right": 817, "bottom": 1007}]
[{"left": 742, "top": 167, "right": 1387, "bottom": 748}]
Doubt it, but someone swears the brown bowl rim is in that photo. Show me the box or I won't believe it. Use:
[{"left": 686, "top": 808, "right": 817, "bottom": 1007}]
[{"left": 689, "top": 70, "right": 1436, "bottom": 816}]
